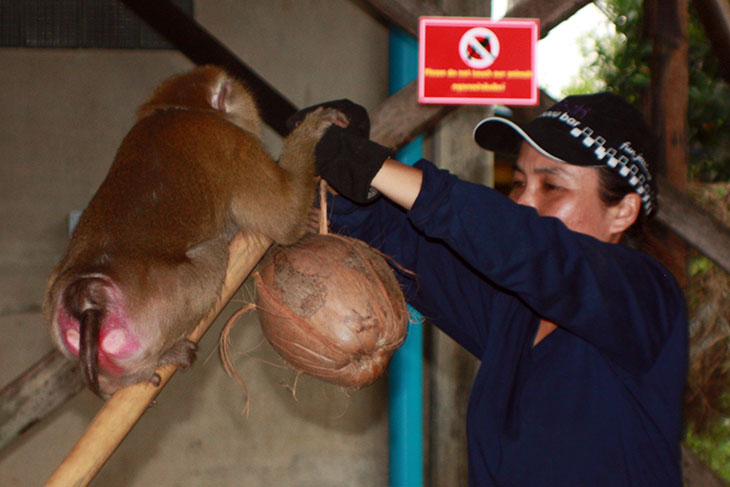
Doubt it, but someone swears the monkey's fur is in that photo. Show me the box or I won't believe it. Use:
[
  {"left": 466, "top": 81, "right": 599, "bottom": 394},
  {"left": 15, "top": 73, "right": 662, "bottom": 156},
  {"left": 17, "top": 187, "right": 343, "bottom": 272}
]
[{"left": 43, "top": 65, "right": 344, "bottom": 397}]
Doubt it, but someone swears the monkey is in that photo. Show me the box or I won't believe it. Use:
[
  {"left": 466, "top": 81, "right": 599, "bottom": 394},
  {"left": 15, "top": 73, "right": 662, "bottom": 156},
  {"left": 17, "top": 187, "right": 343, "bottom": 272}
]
[{"left": 42, "top": 65, "right": 346, "bottom": 398}]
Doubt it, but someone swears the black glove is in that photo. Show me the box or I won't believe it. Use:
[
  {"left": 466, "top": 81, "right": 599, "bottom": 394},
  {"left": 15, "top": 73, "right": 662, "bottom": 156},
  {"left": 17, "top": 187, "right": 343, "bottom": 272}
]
[
  {"left": 287, "top": 100, "right": 394, "bottom": 204},
  {"left": 315, "top": 125, "right": 394, "bottom": 204}
]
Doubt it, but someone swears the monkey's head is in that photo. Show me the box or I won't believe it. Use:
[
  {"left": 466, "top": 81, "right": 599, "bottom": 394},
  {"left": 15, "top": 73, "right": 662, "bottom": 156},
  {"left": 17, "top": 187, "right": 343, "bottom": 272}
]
[{"left": 137, "top": 65, "right": 262, "bottom": 136}]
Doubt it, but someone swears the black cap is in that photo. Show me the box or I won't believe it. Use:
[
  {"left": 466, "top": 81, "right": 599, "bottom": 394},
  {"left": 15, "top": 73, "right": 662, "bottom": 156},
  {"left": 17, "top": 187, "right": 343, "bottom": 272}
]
[{"left": 473, "top": 92, "right": 657, "bottom": 215}]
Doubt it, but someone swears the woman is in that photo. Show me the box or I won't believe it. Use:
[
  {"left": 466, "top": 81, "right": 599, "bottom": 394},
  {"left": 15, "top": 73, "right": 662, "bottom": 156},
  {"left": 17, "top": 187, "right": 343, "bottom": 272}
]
[{"left": 294, "top": 92, "right": 688, "bottom": 486}]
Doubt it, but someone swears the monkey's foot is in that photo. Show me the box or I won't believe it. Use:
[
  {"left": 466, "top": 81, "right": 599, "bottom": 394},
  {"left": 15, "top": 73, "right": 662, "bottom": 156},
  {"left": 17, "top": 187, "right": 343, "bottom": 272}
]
[{"left": 158, "top": 339, "right": 198, "bottom": 370}]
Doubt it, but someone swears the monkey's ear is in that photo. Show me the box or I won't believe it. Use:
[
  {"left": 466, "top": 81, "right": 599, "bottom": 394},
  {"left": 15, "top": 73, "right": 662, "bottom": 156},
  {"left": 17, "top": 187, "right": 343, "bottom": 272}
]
[{"left": 211, "top": 81, "right": 233, "bottom": 112}]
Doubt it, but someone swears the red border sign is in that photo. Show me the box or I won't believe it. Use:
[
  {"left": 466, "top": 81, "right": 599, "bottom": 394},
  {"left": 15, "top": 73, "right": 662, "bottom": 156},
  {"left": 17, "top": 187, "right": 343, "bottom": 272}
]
[{"left": 418, "top": 17, "right": 539, "bottom": 106}]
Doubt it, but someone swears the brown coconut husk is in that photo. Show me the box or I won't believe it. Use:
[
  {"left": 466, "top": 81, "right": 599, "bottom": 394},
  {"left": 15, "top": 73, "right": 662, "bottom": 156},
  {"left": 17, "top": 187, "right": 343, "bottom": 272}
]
[
  {"left": 255, "top": 231, "right": 408, "bottom": 388},
  {"left": 219, "top": 181, "right": 409, "bottom": 406}
]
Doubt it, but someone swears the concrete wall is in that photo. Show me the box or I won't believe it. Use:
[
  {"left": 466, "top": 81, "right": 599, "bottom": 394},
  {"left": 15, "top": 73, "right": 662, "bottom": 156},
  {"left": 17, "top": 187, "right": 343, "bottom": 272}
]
[{"left": 0, "top": 2, "right": 393, "bottom": 485}]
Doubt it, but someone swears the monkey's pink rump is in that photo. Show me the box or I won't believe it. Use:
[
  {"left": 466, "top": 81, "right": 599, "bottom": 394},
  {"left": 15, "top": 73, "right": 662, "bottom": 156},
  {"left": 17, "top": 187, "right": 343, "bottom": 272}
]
[{"left": 55, "top": 281, "right": 139, "bottom": 376}]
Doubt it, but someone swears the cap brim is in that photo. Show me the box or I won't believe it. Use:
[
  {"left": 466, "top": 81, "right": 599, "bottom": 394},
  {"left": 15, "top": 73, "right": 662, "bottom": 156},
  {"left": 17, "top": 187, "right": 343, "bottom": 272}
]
[{"left": 473, "top": 117, "right": 568, "bottom": 165}]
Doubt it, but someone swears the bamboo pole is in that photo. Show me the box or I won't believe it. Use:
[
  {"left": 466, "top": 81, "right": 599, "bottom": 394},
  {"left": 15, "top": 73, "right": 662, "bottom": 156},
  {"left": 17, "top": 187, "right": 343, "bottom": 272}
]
[{"left": 44, "top": 232, "right": 271, "bottom": 487}]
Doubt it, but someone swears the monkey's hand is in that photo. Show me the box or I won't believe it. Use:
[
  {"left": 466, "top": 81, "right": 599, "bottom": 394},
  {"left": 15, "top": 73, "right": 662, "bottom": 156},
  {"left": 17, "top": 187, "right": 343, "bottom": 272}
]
[
  {"left": 286, "top": 99, "right": 369, "bottom": 137},
  {"left": 288, "top": 100, "right": 393, "bottom": 204}
]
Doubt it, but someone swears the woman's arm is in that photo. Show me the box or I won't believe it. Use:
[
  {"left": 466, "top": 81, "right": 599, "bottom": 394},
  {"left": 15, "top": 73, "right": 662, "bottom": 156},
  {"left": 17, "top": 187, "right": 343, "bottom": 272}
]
[
  {"left": 370, "top": 158, "right": 423, "bottom": 211},
  {"left": 326, "top": 168, "right": 504, "bottom": 357},
  {"left": 407, "top": 160, "right": 686, "bottom": 372}
]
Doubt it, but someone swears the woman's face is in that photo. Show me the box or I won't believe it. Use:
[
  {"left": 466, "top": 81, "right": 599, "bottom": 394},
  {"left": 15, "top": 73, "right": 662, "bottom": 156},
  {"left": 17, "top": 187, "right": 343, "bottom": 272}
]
[{"left": 509, "top": 142, "right": 620, "bottom": 243}]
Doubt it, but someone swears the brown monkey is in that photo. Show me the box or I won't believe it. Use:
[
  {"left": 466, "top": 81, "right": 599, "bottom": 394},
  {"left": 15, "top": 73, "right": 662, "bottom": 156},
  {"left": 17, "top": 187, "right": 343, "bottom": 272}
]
[{"left": 43, "top": 65, "right": 345, "bottom": 397}]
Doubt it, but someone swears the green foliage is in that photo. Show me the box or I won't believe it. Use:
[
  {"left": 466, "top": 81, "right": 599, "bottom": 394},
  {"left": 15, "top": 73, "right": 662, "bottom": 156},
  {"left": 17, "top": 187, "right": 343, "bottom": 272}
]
[
  {"left": 689, "top": 255, "right": 714, "bottom": 278},
  {"left": 568, "top": 0, "right": 730, "bottom": 182},
  {"left": 685, "top": 419, "right": 730, "bottom": 481}
]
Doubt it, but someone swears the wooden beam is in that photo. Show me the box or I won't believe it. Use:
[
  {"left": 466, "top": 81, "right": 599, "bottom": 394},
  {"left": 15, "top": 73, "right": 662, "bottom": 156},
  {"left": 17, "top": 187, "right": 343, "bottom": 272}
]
[
  {"left": 656, "top": 176, "right": 730, "bottom": 274},
  {"left": 644, "top": 0, "right": 690, "bottom": 286},
  {"left": 362, "top": 0, "right": 449, "bottom": 37},
  {"left": 0, "top": 349, "right": 83, "bottom": 452},
  {"left": 648, "top": 0, "right": 690, "bottom": 188},
  {"left": 118, "top": 0, "right": 297, "bottom": 135},
  {"left": 507, "top": 0, "right": 591, "bottom": 38},
  {"left": 364, "top": 0, "right": 591, "bottom": 39}
]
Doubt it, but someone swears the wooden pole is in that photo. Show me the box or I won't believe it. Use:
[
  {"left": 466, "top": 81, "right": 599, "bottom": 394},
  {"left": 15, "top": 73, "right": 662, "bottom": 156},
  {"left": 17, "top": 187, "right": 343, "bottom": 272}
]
[
  {"left": 644, "top": 0, "right": 690, "bottom": 287},
  {"left": 44, "top": 232, "right": 271, "bottom": 487}
]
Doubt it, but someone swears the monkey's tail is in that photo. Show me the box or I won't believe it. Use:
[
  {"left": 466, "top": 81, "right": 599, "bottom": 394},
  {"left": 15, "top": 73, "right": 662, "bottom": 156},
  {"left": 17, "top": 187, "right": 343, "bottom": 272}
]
[
  {"left": 63, "top": 276, "right": 109, "bottom": 397},
  {"left": 79, "top": 309, "right": 103, "bottom": 396}
]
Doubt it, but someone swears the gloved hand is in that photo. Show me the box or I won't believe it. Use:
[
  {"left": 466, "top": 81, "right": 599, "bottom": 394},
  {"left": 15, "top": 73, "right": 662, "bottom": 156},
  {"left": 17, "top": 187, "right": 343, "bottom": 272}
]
[{"left": 287, "top": 100, "right": 394, "bottom": 204}]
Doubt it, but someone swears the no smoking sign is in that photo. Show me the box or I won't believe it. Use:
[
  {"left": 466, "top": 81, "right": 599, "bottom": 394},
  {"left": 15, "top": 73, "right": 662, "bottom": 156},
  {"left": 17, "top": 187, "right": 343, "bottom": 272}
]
[{"left": 418, "top": 17, "right": 539, "bottom": 105}]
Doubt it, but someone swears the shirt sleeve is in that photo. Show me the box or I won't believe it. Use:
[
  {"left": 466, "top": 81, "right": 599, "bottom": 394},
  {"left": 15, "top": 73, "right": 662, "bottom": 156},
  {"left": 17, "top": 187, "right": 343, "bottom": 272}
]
[
  {"left": 327, "top": 183, "right": 509, "bottom": 358},
  {"left": 407, "top": 159, "right": 686, "bottom": 372}
]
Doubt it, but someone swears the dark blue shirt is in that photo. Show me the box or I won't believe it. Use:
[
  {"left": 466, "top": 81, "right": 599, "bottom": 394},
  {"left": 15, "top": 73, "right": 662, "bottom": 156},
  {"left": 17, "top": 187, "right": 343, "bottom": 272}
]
[{"left": 329, "top": 159, "right": 687, "bottom": 486}]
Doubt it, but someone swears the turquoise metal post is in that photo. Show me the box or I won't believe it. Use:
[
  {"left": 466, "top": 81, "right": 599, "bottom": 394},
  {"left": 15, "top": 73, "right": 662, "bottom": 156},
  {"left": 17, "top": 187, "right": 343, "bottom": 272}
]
[{"left": 388, "top": 26, "right": 424, "bottom": 487}]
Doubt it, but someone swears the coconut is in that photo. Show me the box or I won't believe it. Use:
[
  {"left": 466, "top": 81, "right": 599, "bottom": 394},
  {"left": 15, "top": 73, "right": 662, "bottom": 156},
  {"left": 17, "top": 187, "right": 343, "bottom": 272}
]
[{"left": 255, "top": 233, "right": 408, "bottom": 388}]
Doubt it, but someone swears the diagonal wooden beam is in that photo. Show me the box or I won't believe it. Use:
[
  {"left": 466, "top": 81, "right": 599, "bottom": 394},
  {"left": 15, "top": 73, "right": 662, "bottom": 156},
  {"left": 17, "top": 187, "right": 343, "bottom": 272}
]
[
  {"left": 119, "top": 0, "right": 297, "bottom": 135},
  {"left": 507, "top": 0, "right": 591, "bottom": 37},
  {"left": 0, "top": 349, "right": 83, "bottom": 452},
  {"left": 655, "top": 177, "right": 730, "bottom": 273},
  {"left": 363, "top": 0, "right": 591, "bottom": 38}
]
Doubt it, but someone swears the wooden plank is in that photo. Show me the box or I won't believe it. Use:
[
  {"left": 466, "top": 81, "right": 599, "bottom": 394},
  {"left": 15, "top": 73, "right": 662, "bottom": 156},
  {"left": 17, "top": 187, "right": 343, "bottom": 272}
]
[
  {"left": 0, "top": 349, "right": 83, "bottom": 452},
  {"left": 363, "top": 0, "right": 448, "bottom": 37},
  {"left": 507, "top": 0, "right": 590, "bottom": 37},
  {"left": 656, "top": 176, "right": 730, "bottom": 274},
  {"left": 364, "top": 0, "right": 591, "bottom": 38},
  {"left": 648, "top": 0, "right": 690, "bottom": 188},
  {"left": 371, "top": 81, "right": 457, "bottom": 151}
]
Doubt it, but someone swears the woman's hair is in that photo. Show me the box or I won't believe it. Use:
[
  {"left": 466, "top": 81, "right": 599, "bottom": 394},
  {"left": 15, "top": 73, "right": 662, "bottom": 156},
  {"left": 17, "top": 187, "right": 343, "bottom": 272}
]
[{"left": 596, "top": 166, "right": 649, "bottom": 236}]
